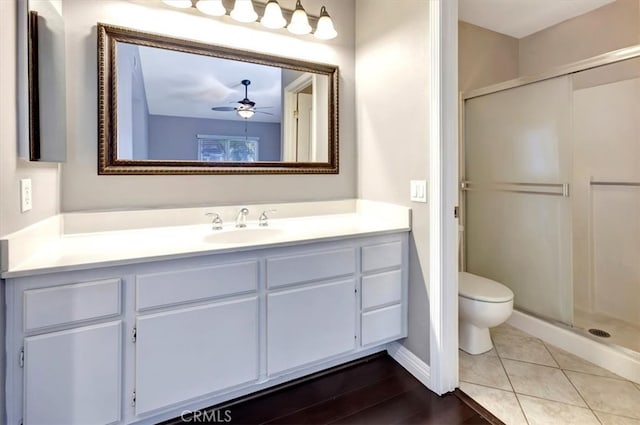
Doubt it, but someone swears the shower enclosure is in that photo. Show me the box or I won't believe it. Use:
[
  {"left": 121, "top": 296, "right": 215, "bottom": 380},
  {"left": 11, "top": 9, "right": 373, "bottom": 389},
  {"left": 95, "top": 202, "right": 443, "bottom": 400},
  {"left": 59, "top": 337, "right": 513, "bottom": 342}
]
[{"left": 461, "top": 47, "right": 640, "bottom": 354}]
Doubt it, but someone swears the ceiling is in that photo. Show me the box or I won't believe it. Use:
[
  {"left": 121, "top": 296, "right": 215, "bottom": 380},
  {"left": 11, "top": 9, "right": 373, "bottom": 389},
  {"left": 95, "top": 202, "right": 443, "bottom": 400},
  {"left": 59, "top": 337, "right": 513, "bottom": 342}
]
[
  {"left": 137, "top": 45, "right": 282, "bottom": 123},
  {"left": 459, "top": 0, "right": 616, "bottom": 38}
]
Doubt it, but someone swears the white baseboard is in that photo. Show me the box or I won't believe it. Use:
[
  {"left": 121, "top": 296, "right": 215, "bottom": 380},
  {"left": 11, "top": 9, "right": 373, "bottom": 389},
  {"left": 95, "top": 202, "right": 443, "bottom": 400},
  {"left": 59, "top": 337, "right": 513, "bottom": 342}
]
[{"left": 386, "top": 342, "right": 431, "bottom": 388}]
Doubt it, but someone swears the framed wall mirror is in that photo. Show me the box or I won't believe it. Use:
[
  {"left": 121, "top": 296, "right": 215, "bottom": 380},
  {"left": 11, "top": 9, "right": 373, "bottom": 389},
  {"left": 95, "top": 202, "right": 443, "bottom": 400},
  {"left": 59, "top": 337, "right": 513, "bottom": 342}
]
[
  {"left": 97, "top": 23, "right": 339, "bottom": 175},
  {"left": 17, "top": 0, "right": 67, "bottom": 162}
]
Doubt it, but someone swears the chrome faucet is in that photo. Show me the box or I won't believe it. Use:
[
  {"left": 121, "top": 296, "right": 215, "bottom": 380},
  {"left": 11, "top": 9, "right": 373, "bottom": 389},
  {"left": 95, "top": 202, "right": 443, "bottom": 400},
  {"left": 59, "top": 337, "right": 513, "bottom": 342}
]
[
  {"left": 259, "top": 209, "right": 276, "bottom": 227},
  {"left": 205, "top": 212, "right": 223, "bottom": 230},
  {"left": 235, "top": 208, "right": 249, "bottom": 228}
]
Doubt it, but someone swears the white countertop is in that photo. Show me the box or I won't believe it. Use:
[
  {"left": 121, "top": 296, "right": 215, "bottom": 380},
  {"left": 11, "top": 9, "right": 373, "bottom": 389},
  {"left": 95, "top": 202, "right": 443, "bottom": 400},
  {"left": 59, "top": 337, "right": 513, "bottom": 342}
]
[{"left": 1, "top": 200, "right": 411, "bottom": 278}]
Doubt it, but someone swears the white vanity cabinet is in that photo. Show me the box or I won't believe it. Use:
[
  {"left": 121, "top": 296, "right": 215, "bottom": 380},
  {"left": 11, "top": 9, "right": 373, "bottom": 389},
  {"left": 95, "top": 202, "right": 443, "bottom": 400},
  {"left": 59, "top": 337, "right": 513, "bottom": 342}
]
[
  {"left": 8, "top": 278, "right": 124, "bottom": 425},
  {"left": 4, "top": 232, "right": 408, "bottom": 425},
  {"left": 23, "top": 322, "right": 122, "bottom": 425},
  {"left": 360, "top": 241, "right": 406, "bottom": 346},
  {"left": 133, "top": 261, "right": 260, "bottom": 416},
  {"left": 266, "top": 248, "right": 358, "bottom": 375}
]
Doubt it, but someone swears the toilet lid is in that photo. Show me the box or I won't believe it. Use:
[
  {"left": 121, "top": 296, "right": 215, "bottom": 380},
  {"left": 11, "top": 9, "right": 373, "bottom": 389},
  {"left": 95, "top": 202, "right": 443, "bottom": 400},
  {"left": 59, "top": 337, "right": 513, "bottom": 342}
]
[{"left": 459, "top": 272, "right": 514, "bottom": 303}]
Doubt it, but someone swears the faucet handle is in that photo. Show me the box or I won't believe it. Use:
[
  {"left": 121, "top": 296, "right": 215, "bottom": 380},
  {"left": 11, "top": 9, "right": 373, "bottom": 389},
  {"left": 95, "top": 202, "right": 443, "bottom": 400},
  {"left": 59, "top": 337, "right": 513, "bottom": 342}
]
[
  {"left": 235, "top": 208, "right": 249, "bottom": 228},
  {"left": 205, "top": 212, "right": 223, "bottom": 230},
  {"left": 259, "top": 209, "right": 277, "bottom": 227}
]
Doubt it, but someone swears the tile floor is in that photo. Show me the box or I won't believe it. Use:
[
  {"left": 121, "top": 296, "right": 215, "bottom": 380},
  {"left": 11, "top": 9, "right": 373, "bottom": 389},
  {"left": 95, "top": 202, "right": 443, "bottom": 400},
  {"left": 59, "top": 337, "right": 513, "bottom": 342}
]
[{"left": 459, "top": 324, "right": 640, "bottom": 425}]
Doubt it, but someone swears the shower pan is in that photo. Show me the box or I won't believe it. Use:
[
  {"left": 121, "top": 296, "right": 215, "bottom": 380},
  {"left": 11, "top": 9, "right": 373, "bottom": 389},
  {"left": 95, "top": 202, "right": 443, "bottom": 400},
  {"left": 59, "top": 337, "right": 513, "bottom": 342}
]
[{"left": 461, "top": 46, "right": 640, "bottom": 359}]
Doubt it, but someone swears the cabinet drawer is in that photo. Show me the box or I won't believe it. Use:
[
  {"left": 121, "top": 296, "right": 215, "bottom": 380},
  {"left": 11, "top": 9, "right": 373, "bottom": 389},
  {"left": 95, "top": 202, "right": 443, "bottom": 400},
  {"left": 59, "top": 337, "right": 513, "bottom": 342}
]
[
  {"left": 267, "top": 248, "right": 356, "bottom": 289},
  {"left": 136, "top": 261, "right": 258, "bottom": 311},
  {"left": 362, "top": 241, "right": 402, "bottom": 273},
  {"left": 24, "top": 278, "right": 121, "bottom": 332},
  {"left": 361, "top": 304, "right": 403, "bottom": 346},
  {"left": 362, "top": 269, "right": 402, "bottom": 310}
]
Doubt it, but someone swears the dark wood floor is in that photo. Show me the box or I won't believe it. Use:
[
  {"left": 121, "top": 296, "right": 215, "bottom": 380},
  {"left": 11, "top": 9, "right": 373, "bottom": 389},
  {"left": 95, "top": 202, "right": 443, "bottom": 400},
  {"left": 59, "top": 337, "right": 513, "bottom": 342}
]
[{"left": 165, "top": 353, "right": 502, "bottom": 425}]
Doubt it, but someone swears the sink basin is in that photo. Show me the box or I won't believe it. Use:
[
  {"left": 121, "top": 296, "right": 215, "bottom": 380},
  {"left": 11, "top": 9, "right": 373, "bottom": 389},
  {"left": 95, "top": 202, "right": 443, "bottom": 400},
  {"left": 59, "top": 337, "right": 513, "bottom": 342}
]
[{"left": 203, "top": 227, "right": 286, "bottom": 244}]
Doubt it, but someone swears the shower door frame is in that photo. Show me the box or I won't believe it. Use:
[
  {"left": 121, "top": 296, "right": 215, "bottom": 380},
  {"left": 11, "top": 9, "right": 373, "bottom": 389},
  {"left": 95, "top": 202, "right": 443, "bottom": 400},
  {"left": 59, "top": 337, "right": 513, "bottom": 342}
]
[{"left": 458, "top": 43, "right": 640, "bottom": 325}]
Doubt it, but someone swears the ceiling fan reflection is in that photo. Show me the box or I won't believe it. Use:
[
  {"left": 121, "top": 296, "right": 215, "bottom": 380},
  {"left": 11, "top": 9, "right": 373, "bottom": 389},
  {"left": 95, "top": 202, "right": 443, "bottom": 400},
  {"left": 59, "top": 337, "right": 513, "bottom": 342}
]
[{"left": 211, "top": 79, "right": 273, "bottom": 119}]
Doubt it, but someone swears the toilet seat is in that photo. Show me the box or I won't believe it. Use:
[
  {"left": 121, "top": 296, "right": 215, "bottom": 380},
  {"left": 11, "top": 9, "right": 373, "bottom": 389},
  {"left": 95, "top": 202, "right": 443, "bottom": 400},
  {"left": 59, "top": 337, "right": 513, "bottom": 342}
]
[{"left": 459, "top": 272, "right": 513, "bottom": 303}]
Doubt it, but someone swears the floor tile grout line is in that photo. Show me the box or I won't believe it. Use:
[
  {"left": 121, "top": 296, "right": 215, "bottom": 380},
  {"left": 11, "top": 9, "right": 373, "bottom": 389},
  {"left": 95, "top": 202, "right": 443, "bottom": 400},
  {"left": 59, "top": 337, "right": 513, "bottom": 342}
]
[
  {"left": 491, "top": 333, "right": 531, "bottom": 425},
  {"left": 541, "top": 340, "right": 631, "bottom": 382},
  {"left": 459, "top": 379, "right": 516, "bottom": 394},
  {"left": 511, "top": 388, "right": 605, "bottom": 413},
  {"left": 591, "top": 409, "right": 640, "bottom": 422},
  {"left": 542, "top": 337, "right": 600, "bottom": 422},
  {"left": 560, "top": 367, "right": 628, "bottom": 382},
  {"left": 500, "top": 352, "right": 595, "bottom": 409},
  {"left": 498, "top": 356, "right": 559, "bottom": 369},
  {"left": 491, "top": 325, "right": 640, "bottom": 424},
  {"left": 459, "top": 350, "right": 512, "bottom": 392},
  {"left": 561, "top": 370, "right": 640, "bottom": 423},
  {"left": 540, "top": 338, "right": 560, "bottom": 368}
]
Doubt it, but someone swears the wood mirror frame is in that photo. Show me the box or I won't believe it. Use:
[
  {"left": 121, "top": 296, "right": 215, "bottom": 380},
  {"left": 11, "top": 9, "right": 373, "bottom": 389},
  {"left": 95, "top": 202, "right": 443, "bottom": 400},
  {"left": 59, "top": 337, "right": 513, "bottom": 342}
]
[{"left": 97, "top": 23, "right": 339, "bottom": 175}]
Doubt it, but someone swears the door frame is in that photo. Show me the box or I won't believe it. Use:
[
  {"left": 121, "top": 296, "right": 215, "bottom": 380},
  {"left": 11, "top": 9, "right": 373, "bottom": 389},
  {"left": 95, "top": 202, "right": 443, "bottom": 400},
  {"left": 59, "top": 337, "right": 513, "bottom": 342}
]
[{"left": 427, "top": 0, "right": 459, "bottom": 395}]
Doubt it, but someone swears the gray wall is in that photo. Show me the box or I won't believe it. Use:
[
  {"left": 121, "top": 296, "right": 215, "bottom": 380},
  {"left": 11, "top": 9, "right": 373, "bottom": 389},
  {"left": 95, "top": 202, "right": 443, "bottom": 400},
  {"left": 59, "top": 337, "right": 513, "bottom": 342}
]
[
  {"left": 0, "top": 0, "right": 60, "bottom": 237},
  {"left": 356, "top": 0, "right": 430, "bottom": 363},
  {"left": 519, "top": 0, "right": 640, "bottom": 76},
  {"left": 148, "top": 116, "right": 281, "bottom": 161},
  {"left": 460, "top": 0, "right": 640, "bottom": 94},
  {"left": 61, "top": 0, "right": 356, "bottom": 212},
  {"left": 1, "top": 1, "right": 62, "bottom": 420},
  {"left": 458, "top": 21, "right": 519, "bottom": 93}
]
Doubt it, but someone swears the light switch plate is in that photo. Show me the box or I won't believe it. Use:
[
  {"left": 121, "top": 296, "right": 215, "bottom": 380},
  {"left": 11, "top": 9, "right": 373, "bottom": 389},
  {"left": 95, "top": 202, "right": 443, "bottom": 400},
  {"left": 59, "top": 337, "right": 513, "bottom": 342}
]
[
  {"left": 410, "top": 180, "right": 427, "bottom": 203},
  {"left": 20, "top": 179, "right": 32, "bottom": 212}
]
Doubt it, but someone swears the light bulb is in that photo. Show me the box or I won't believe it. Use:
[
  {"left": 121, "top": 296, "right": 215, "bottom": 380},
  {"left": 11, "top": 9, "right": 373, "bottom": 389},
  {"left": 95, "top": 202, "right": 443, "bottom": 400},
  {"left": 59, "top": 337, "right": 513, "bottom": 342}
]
[
  {"left": 195, "top": 0, "right": 226, "bottom": 16},
  {"left": 230, "top": 0, "right": 258, "bottom": 23},
  {"left": 314, "top": 6, "right": 337, "bottom": 40},
  {"left": 287, "top": 0, "right": 311, "bottom": 35},
  {"left": 261, "top": 0, "right": 286, "bottom": 29},
  {"left": 162, "top": 0, "right": 192, "bottom": 8}
]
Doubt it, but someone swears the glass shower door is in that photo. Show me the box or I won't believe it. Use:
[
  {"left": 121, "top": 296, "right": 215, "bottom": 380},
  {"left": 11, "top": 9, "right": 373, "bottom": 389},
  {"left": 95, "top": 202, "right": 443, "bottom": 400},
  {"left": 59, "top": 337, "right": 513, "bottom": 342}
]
[{"left": 463, "top": 75, "right": 574, "bottom": 325}]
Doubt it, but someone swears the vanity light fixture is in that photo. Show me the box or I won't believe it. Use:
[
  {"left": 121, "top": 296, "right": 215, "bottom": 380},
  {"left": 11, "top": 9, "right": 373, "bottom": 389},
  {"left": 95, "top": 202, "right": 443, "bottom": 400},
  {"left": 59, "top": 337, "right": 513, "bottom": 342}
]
[
  {"left": 230, "top": 0, "right": 258, "bottom": 23},
  {"left": 314, "top": 6, "right": 337, "bottom": 40},
  {"left": 261, "top": 0, "right": 286, "bottom": 29},
  {"left": 287, "top": 0, "right": 312, "bottom": 35},
  {"left": 195, "top": 0, "right": 226, "bottom": 16},
  {"left": 162, "top": 0, "right": 337, "bottom": 40}
]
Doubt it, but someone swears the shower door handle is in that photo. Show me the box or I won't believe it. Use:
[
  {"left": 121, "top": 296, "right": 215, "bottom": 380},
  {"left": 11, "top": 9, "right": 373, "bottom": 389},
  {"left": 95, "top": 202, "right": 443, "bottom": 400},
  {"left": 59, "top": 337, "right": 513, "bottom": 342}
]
[{"left": 460, "top": 181, "right": 570, "bottom": 197}]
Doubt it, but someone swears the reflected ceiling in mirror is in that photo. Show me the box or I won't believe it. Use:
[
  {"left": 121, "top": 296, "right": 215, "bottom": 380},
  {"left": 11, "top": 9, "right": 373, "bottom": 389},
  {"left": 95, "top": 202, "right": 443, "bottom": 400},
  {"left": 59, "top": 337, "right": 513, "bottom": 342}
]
[{"left": 98, "top": 23, "right": 339, "bottom": 174}]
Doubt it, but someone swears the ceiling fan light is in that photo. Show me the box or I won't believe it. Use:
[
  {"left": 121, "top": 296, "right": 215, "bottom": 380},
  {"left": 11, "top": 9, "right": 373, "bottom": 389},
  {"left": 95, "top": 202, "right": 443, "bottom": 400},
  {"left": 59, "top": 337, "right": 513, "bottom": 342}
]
[
  {"left": 287, "top": 0, "right": 312, "bottom": 35},
  {"left": 237, "top": 109, "right": 255, "bottom": 119},
  {"left": 261, "top": 0, "right": 286, "bottom": 29},
  {"left": 163, "top": 0, "right": 193, "bottom": 8},
  {"left": 195, "top": 0, "right": 226, "bottom": 16},
  {"left": 314, "top": 6, "right": 337, "bottom": 40},
  {"left": 230, "top": 0, "right": 258, "bottom": 23}
]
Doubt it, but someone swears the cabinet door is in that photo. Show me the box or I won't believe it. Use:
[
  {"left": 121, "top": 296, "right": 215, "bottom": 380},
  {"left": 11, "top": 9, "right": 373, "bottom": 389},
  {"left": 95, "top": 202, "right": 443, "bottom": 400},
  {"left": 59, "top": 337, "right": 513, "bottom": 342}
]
[
  {"left": 135, "top": 297, "right": 259, "bottom": 415},
  {"left": 267, "top": 279, "right": 356, "bottom": 375},
  {"left": 24, "top": 321, "right": 122, "bottom": 425}
]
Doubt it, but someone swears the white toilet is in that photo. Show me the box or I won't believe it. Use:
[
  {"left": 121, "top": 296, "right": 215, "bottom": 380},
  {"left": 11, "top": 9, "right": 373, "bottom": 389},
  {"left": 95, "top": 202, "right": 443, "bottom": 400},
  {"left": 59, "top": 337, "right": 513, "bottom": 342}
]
[{"left": 459, "top": 272, "right": 514, "bottom": 355}]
